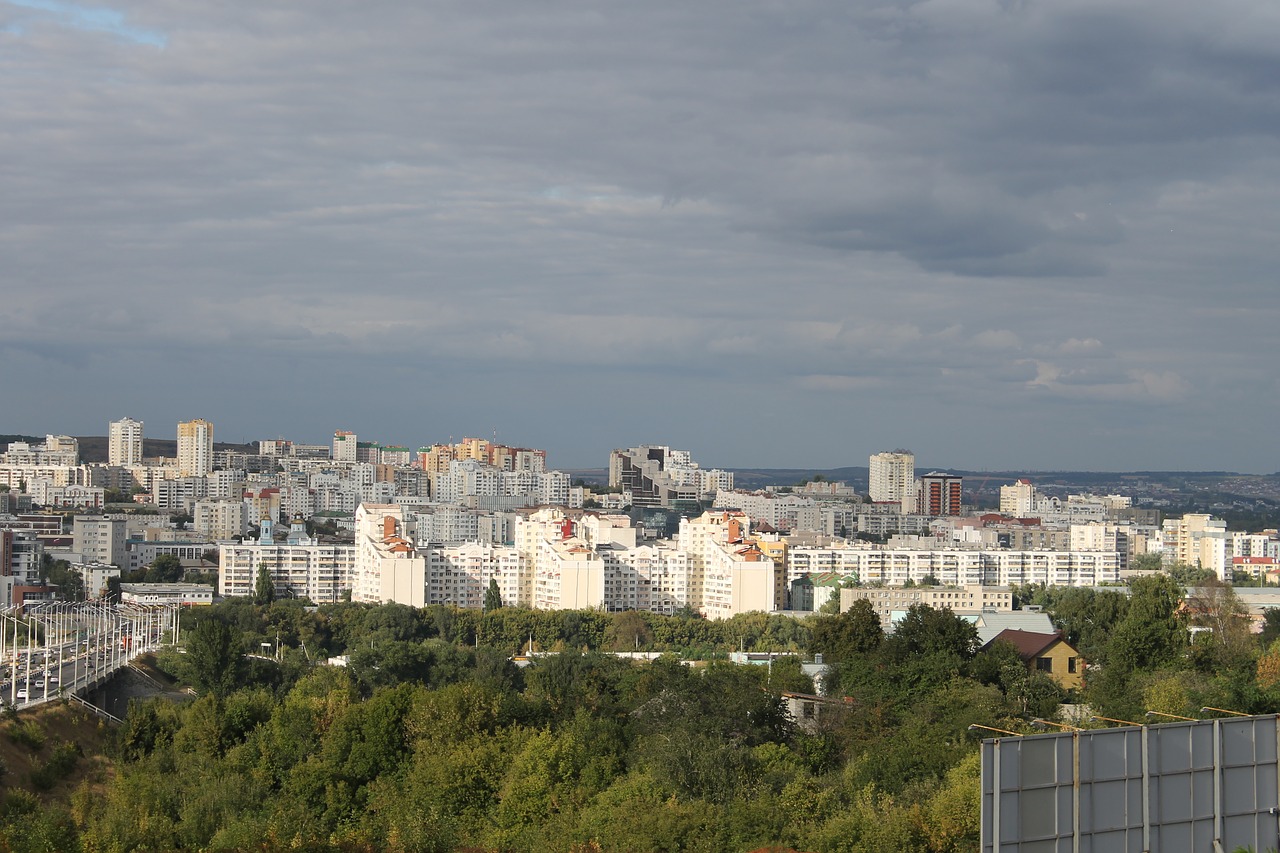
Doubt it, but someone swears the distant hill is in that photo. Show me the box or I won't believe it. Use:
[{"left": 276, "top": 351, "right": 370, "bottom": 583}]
[{"left": 74, "top": 436, "right": 258, "bottom": 464}]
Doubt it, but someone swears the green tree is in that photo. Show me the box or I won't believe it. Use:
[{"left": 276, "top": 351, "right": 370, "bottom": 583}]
[
  {"left": 810, "top": 599, "right": 883, "bottom": 663},
  {"left": 1042, "top": 586, "right": 1130, "bottom": 665},
  {"left": 186, "top": 618, "right": 244, "bottom": 697},
  {"left": 147, "top": 553, "right": 183, "bottom": 583},
  {"left": 887, "top": 603, "right": 979, "bottom": 662},
  {"left": 483, "top": 578, "right": 502, "bottom": 613},
  {"left": 1186, "top": 578, "right": 1253, "bottom": 672},
  {"left": 1167, "top": 560, "right": 1217, "bottom": 586},
  {"left": 40, "top": 555, "right": 85, "bottom": 600},
  {"left": 1108, "top": 574, "right": 1186, "bottom": 674},
  {"left": 254, "top": 566, "right": 275, "bottom": 606},
  {"left": 1261, "top": 608, "right": 1280, "bottom": 647},
  {"left": 605, "top": 610, "right": 653, "bottom": 651}
]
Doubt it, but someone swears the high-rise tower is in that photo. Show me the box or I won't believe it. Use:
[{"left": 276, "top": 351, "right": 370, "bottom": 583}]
[
  {"left": 869, "top": 450, "right": 915, "bottom": 512},
  {"left": 108, "top": 417, "right": 144, "bottom": 466},
  {"left": 177, "top": 418, "right": 214, "bottom": 476}
]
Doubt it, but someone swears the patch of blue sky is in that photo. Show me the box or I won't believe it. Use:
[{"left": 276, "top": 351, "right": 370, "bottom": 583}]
[{"left": 5, "top": 0, "right": 166, "bottom": 46}]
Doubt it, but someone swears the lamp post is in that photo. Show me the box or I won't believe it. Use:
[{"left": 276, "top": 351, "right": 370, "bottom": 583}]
[
  {"left": 1145, "top": 710, "right": 1197, "bottom": 722},
  {"left": 1200, "top": 706, "right": 1249, "bottom": 718}
]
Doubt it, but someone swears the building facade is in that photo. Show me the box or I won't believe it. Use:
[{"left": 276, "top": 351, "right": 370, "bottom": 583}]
[
  {"left": 108, "top": 417, "right": 144, "bottom": 467},
  {"left": 177, "top": 419, "right": 214, "bottom": 477}
]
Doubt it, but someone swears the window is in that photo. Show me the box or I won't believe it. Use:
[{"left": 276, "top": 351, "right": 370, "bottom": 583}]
[
  {"left": 1037, "top": 657, "right": 1053, "bottom": 672},
  {"left": 1067, "top": 657, "right": 1077, "bottom": 673}
]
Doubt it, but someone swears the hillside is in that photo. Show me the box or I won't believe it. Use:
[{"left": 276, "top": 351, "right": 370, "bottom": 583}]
[
  {"left": 0, "top": 701, "right": 115, "bottom": 802},
  {"left": 74, "top": 436, "right": 258, "bottom": 464}
]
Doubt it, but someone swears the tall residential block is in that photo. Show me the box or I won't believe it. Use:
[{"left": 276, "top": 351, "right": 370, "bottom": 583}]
[
  {"left": 869, "top": 450, "right": 915, "bottom": 511},
  {"left": 919, "top": 472, "right": 963, "bottom": 517},
  {"left": 108, "top": 417, "right": 144, "bottom": 466},
  {"left": 333, "top": 430, "right": 357, "bottom": 463},
  {"left": 177, "top": 419, "right": 214, "bottom": 477}
]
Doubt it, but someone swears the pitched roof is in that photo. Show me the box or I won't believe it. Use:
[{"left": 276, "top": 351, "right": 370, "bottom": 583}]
[
  {"left": 974, "top": 611, "right": 1055, "bottom": 646},
  {"left": 986, "top": 628, "right": 1071, "bottom": 660}
]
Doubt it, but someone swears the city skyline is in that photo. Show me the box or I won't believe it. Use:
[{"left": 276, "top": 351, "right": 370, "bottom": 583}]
[{"left": 4, "top": 2, "right": 1279, "bottom": 473}]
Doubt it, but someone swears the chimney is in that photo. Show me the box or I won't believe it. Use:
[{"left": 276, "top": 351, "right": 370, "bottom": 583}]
[{"left": 383, "top": 516, "right": 396, "bottom": 539}]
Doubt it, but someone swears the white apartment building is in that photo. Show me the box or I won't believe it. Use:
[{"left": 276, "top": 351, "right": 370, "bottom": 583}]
[
  {"left": 128, "top": 540, "right": 216, "bottom": 573},
  {"left": 534, "top": 536, "right": 606, "bottom": 610},
  {"left": 0, "top": 464, "right": 91, "bottom": 491},
  {"left": 72, "top": 516, "right": 128, "bottom": 567},
  {"left": 676, "top": 511, "right": 779, "bottom": 617},
  {"left": 787, "top": 542, "right": 876, "bottom": 586},
  {"left": 1, "top": 529, "right": 43, "bottom": 586},
  {"left": 333, "top": 431, "right": 358, "bottom": 463},
  {"left": 600, "top": 543, "right": 692, "bottom": 614},
  {"left": 2, "top": 437, "right": 78, "bottom": 466},
  {"left": 839, "top": 584, "right": 1014, "bottom": 627},
  {"left": 789, "top": 544, "right": 1121, "bottom": 588},
  {"left": 152, "top": 476, "right": 210, "bottom": 510},
  {"left": 352, "top": 503, "right": 425, "bottom": 606},
  {"left": 206, "top": 469, "right": 244, "bottom": 500},
  {"left": 219, "top": 538, "right": 355, "bottom": 602},
  {"left": 177, "top": 419, "right": 214, "bottom": 477},
  {"left": 869, "top": 451, "right": 916, "bottom": 512},
  {"left": 1162, "top": 514, "right": 1229, "bottom": 578},
  {"left": 423, "top": 541, "right": 522, "bottom": 609},
  {"left": 194, "top": 499, "right": 249, "bottom": 540},
  {"left": 1069, "top": 523, "right": 1131, "bottom": 566},
  {"left": 1233, "top": 532, "right": 1280, "bottom": 560},
  {"left": 109, "top": 417, "right": 144, "bottom": 466},
  {"left": 28, "top": 481, "right": 105, "bottom": 509},
  {"left": 701, "top": 537, "right": 777, "bottom": 620},
  {"left": 999, "top": 480, "right": 1037, "bottom": 517},
  {"left": 72, "top": 562, "right": 121, "bottom": 598}
]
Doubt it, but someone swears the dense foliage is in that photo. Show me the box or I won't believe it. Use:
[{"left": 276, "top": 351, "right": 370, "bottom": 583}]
[{"left": 0, "top": 573, "right": 1277, "bottom": 852}]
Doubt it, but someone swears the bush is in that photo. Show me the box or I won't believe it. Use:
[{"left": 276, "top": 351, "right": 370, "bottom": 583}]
[
  {"left": 29, "top": 740, "right": 81, "bottom": 790},
  {"left": 8, "top": 720, "right": 45, "bottom": 751}
]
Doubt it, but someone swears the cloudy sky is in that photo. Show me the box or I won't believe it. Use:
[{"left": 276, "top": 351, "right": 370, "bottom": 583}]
[{"left": 3, "top": 0, "right": 1278, "bottom": 472}]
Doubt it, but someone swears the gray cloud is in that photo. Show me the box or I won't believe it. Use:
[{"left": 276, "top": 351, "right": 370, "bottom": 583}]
[{"left": 1, "top": 0, "right": 1277, "bottom": 470}]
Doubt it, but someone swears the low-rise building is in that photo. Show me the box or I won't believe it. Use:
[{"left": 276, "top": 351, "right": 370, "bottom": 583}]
[
  {"left": 119, "top": 582, "right": 215, "bottom": 606},
  {"left": 984, "top": 629, "right": 1084, "bottom": 691}
]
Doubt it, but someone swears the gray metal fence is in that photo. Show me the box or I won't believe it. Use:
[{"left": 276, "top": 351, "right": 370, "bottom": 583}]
[{"left": 981, "top": 715, "right": 1280, "bottom": 852}]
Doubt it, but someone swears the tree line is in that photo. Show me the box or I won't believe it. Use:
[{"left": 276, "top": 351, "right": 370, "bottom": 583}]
[{"left": 0, "top": 573, "right": 1278, "bottom": 851}]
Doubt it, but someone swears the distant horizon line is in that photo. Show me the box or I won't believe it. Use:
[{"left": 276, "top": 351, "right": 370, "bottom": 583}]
[{"left": 3, "top": 431, "right": 1274, "bottom": 478}]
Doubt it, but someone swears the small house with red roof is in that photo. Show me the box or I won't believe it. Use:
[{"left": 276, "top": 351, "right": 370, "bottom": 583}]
[{"left": 985, "top": 628, "right": 1084, "bottom": 691}]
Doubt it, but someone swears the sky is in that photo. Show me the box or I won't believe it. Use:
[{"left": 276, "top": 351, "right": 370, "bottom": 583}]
[{"left": 3, "top": 0, "right": 1279, "bottom": 473}]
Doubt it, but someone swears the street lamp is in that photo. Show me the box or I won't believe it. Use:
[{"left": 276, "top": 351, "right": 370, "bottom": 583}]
[
  {"left": 1145, "top": 710, "right": 1197, "bottom": 722},
  {"left": 1200, "top": 706, "right": 1250, "bottom": 718},
  {"left": 967, "top": 723, "right": 1022, "bottom": 737},
  {"left": 1032, "top": 718, "right": 1082, "bottom": 732}
]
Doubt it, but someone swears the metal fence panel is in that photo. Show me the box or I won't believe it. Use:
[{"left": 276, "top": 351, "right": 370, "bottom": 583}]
[{"left": 981, "top": 715, "right": 1280, "bottom": 853}]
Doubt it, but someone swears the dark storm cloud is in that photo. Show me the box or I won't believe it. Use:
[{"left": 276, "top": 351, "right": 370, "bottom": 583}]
[{"left": 1, "top": 0, "right": 1278, "bottom": 470}]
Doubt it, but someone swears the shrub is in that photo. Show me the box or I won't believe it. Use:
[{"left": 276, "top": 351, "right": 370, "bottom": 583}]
[
  {"left": 29, "top": 740, "right": 81, "bottom": 790},
  {"left": 8, "top": 720, "right": 46, "bottom": 751}
]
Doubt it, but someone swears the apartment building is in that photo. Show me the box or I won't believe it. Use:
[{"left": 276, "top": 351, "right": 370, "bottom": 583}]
[
  {"left": 219, "top": 538, "right": 354, "bottom": 602},
  {"left": 352, "top": 504, "right": 425, "bottom": 606},
  {"left": 1162, "top": 514, "right": 1229, "bottom": 578},
  {"left": 177, "top": 419, "right": 214, "bottom": 477},
  {"left": 72, "top": 516, "right": 128, "bottom": 567},
  {"left": 423, "top": 541, "right": 522, "bottom": 609},
  {"left": 840, "top": 584, "right": 1014, "bottom": 628},
  {"left": 108, "top": 417, "right": 144, "bottom": 466},
  {"left": 869, "top": 450, "right": 915, "bottom": 512},
  {"left": 193, "top": 499, "right": 249, "bottom": 540}
]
